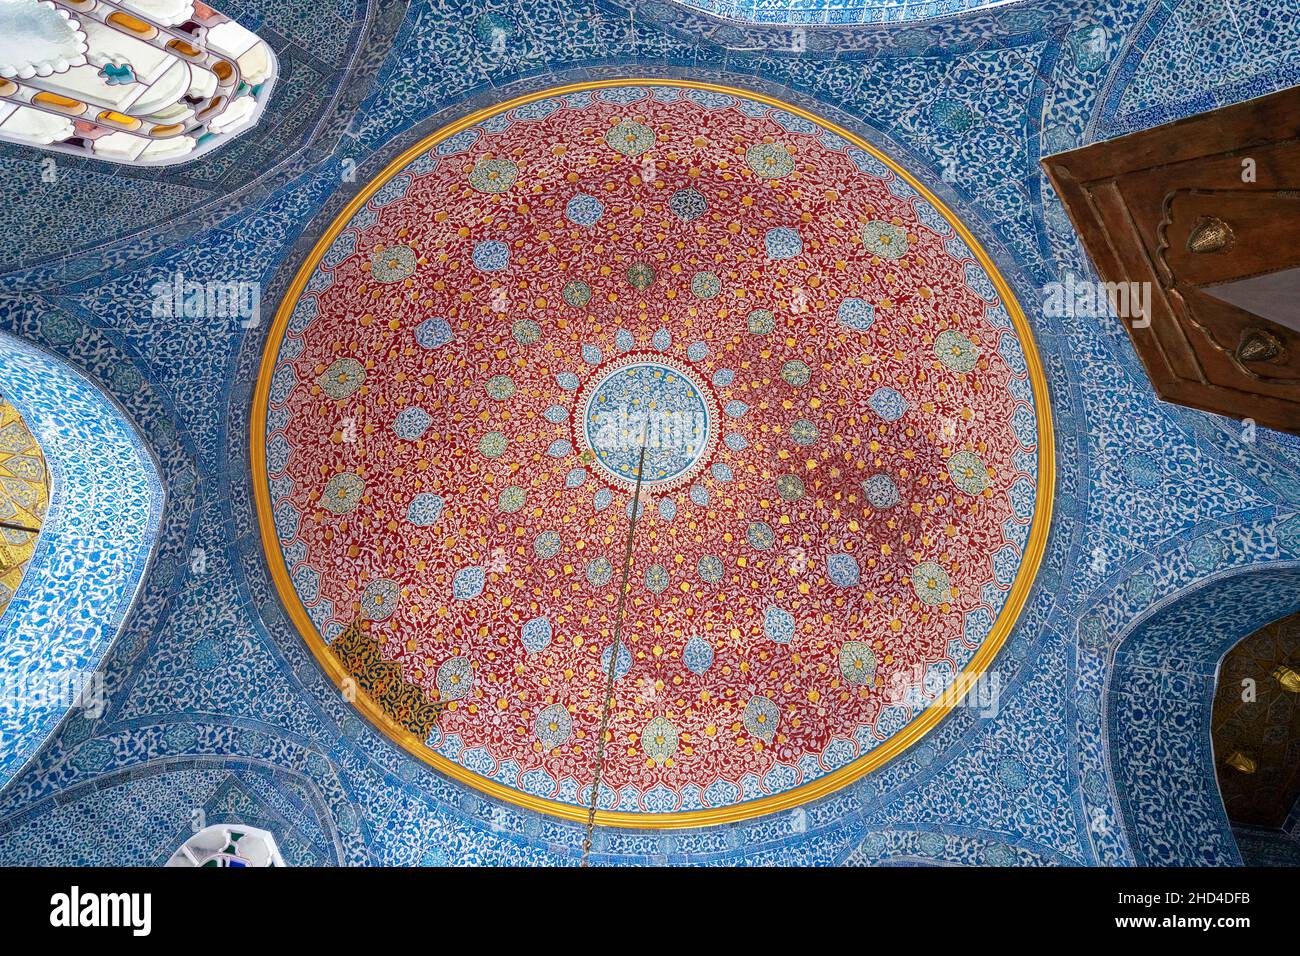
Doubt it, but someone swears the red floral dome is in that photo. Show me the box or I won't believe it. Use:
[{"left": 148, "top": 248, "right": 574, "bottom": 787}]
[{"left": 254, "top": 81, "right": 1051, "bottom": 824}]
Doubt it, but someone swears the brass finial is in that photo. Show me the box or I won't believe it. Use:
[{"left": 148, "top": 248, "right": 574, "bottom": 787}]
[
  {"left": 1187, "top": 216, "right": 1234, "bottom": 254},
  {"left": 1224, "top": 750, "right": 1258, "bottom": 774},
  {"left": 1236, "top": 328, "right": 1284, "bottom": 364},
  {"left": 1273, "top": 664, "right": 1300, "bottom": 694}
]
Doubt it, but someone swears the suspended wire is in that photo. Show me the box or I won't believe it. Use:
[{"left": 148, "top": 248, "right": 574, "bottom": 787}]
[{"left": 581, "top": 423, "right": 650, "bottom": 867}]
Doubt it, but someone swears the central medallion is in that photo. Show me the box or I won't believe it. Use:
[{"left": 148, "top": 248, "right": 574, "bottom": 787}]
[{"left": 577, "top": 353, "right": 718, "bottom": 492}]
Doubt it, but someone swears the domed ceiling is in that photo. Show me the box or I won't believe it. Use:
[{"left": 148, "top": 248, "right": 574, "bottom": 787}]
[{"left": 253, "top": 81, "right": 1051, "bottom": 825}]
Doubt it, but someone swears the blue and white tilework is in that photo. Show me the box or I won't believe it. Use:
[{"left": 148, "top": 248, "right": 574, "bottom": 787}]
[
  {"left": 674, "top": 0, "right": 1019, "bottom": 27},
  {"left": 0, "top": 0, "right": 1296, "bottom": 865},
  {"left": 0, "top": 332, "right": 162, "bottom": 792}
]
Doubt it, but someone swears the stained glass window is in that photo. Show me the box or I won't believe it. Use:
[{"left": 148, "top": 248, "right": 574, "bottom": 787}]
[
  {"left": 0, "top": 0, "right": 276, "bottom": 165},
  {"left": 165, "top": 825, "right": 285, "bottom": 867}
]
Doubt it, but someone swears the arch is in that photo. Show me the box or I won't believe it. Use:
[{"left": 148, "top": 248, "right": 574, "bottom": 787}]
[
  {"left": 0, "top": 330, "right": 163, "bottom": 793},
  {"left": 1105, "top": 563, "right": 1300, "bottom": 865},
  {"left": 0, "top": 756, "right": 345, "bottom": 866}
]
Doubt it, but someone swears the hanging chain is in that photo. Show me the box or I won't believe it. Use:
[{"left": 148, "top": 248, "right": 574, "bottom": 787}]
[{"left": 581, "top": 426, "right": 650, "bottom": 867}]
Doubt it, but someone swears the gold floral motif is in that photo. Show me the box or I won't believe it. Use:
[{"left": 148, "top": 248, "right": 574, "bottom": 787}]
[{"left": 0, "top": 397, "right": 49, "bottom": 619}]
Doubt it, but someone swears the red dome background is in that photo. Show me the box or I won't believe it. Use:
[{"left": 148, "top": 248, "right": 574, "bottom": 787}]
[{"left": 255, "top": 82, "right": 1048, "bottom": 822}]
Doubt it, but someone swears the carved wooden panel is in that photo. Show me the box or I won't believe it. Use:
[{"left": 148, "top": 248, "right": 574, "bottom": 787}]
[{"left": 1042, "top": 86, "right": 1300, "bottom": 433}]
